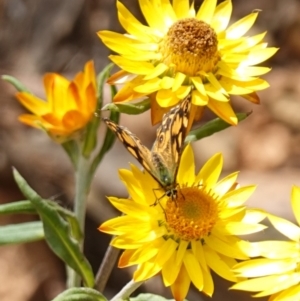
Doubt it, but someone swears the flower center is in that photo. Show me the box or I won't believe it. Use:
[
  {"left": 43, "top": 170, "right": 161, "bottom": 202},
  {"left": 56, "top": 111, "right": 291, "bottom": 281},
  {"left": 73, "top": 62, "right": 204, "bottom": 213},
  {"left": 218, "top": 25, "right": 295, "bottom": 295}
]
[
  {"left": 164, "top": 186, "right": 219, "bottom": 241},
  {"left": 159, "top": 18, "right": 220, "bottom": 76}
]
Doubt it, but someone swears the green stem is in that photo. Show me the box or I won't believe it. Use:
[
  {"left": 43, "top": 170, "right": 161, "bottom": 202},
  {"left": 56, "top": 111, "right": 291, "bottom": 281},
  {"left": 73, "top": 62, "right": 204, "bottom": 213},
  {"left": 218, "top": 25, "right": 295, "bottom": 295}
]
[
  {"left": 110, "top": 280, "right": 144, "bottom": 301},
  {"left": 67, "top": 153, "right": 92, "bottom": 288}
]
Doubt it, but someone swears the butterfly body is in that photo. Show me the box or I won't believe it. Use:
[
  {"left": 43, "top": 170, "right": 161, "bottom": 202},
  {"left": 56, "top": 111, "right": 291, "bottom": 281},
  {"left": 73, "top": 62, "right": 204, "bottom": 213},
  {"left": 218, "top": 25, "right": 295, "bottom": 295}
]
[{"left": 103, "top": 95, "right": 191, "bottom": 197}]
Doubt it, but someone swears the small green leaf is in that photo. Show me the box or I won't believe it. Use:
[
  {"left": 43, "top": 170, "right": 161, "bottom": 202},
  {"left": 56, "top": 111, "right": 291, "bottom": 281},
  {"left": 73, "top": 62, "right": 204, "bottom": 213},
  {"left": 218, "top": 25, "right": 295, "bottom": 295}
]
[
  {"left": 101, "top": 98, "right": 150, "bottom": 115},
  {"left": 185, "top": 112, "right": 250, "bottom": 144},
  {"left": 2, "top": 75, "right": 31, "bottom": 93},
  {"left": 0, "top": 200, "right": 36, "bottom": 215},
  {"left": 52, "top": 288, "right": 107, "bottom": 301},
  {"left": 0, "top": 221, "right": 44, "bottom": 245},
  {"left": 13, "top": 168, "right": 94, "bottom": 288}
]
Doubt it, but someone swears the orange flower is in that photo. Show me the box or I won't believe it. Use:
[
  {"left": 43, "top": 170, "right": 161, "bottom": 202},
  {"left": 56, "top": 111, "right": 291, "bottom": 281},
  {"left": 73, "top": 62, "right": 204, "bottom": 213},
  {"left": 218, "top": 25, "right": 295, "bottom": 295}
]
[{"left": 16, "top": 61, "right": 97, "bottom": 142}]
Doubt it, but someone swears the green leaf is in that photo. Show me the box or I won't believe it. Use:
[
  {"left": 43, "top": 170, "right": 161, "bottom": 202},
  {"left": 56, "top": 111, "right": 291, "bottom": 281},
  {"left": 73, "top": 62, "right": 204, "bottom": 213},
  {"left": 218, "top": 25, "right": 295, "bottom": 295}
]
[
  {"left": 185, "top": 112, "right": 250, "bottom": 144},
  {"left": 0, "top": 221, "right": 44, "bottom": 245},
  {"left": 2, "top": 75, "right": 31, "bottom": 93},
  {"left": 50, "top": 202, "right": 83, "bottom": 241},
  {"left": 52, "top": 288, "right": 107, "bottom": 301},
  {"left": 82, "top": 64, "right": 115, "bottom": 158},
  {"left": 101, "top": 98, "right": 150, "bottom": 115},
  {"left": 13, "top": 168, "right": 94, "bottom": 288},
  {"left": 0, "top": 200, "right": 36, "bottom": 215}
]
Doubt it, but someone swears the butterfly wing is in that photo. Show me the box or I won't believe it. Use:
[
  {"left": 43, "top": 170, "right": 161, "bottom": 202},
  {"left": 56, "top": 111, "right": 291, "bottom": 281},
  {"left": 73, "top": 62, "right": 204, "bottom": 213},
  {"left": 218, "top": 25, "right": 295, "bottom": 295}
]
[
  {"left": 151, "top": 95, "right": 191, "bottom": 185},
  {"left": 103, "top": 118, "right": 162, "bottom": 184}
]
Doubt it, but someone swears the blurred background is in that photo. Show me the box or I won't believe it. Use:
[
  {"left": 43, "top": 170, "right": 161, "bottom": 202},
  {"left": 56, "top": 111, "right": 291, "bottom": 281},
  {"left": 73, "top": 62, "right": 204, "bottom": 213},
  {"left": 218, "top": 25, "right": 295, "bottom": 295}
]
[{"left": 0, "top": 0, "right": 300, "bottom": 300}]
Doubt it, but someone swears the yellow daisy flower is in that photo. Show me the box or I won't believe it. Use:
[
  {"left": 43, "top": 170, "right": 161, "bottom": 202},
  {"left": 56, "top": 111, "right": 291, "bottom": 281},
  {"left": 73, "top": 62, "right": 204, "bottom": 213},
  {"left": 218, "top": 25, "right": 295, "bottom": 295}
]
[
  {"left": 232, "top": 186, "right": 300, "bottom": 301},
  {"left": 99, "top": 144, "right": 266, "bottom": 300},
  {"left": 98, "top": 0, "right": 278, "bottom": 125},
  {"left": 16, "top": 61, "right": 97, "bottom": 141}
]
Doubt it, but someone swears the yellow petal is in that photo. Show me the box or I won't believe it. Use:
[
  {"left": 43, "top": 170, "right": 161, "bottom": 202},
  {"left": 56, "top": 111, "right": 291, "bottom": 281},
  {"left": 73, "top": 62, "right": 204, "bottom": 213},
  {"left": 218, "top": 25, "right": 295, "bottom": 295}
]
[
  {"left": 109, "top": 55, "right": 154, "bottom": 75},
  {"left": 191, "top": 89, "right": 209, "bottom": 106},
  {"left": 160, "top": 76, "right": 174, "bottom": 89},
  {"left": 173, "top": 0, "right": 190, "bottom": 19},
  {"left": 117, "top": 1, "right": 158, "bottom": 42},
  {"left": 255, "top": 274, "right": 300, "bottom": 297},
  {"left": 118, "top": 168, "right": 145, "bottom": 202},
  {"left": 177, "top": 144, "right": 195, "bottom": 186},
  {"left": 156, "top": 89, "right": 180, "bottom": 107},
  {"left": 16, "top": 92, "right": 49, "bottom": 115},
  {"left": 134, "top": 78, "right": 161, "bottom": 94},
  {"left": 218, "top": 77, "right": 253, "bottom": 94},
  {"left": 242, "top": 209, "right": 266, "bottom": 224},
  {"left": 211, "top": 0, "right": 232, "bottom": 33},
  {"left": 208, "top": 73, "right": 228, "bottom": 95},
  {"left": 44, "top": 73, "right": 69, "bottom": 112},
  {"left": 271, "top": 284, "right": 300, "bottom": 301},
  {"left": 98, "top": 31, "right": 158, "bottom": 55},
  {"left": 224, "top": 221, "right": 267, "bottom": 235},
  {"left": 268, "top": 213, "right": 300, "bottom": 241},
  {"left": 226, "top": 12, "right": 258, "bottom": 39},
  {"left": 205, "top": 235, "right": 248, "bottom": 260},
  {"left": 231, "top": 274, "right": 297, "bottom": 294},
  {"left": 242, "top": 47, "right": 279, "bottom": 66},
  {"left": 161, "top": 0, "right": 178, "bottom": 27},
  {"left": 222, "top": 185, "right": 256, "bottom": 207},
  {"left": 250, "top": 241, "right": 299, "bottom": 259},
  {"left": 172, "top": 72, "right": 186, "bottom": 91},
  {"left": 202, "top": 263, "right": 214, "bottom": 296},
  {"left": 138, "top": 0, "right": 166, "bottom": 30},
  {"left": 155, "top": 238, "right": 178, "bottom": 266},
  {"left": 18, "top": 114, "right": 47, "bottom": 130},
  {"left": 191, "top": 241, "right": 208, "bottom": 273},
  {"left": 134, "top": 261, "right": 161, "bottom": 281},
  {"left": 183, "top": 250, "right": 204, "bottom": 290},
  {"left": 171, "top": 265, "right": 190, "bottom": 301},
  {"left": 207, "top": 98, "right": 238, "bottom": 125},
  {"left": 175, "top": 85, "right": 191, "bottom": 99},
  {"left": 143, "top": 63, "right": 168, "bottom": 80},
  {"left": 291, "top": 186, "right": 300, "bottom": 226},
  {"left": 234, "top": 258, "right": 296, "bottom": 278},
  {"left": 162, "top": 251, "right": 181, "bottom": 286},
  {"left": 204, "top": 246, "right": 237, "bottom": 282},
  {"left": 205, "top": 82, "right": 229, "bottom": 101},
  {"left": 176, "top": 240, "right": 189, "bottom": 266},
  {"left": 108, "top": 197, "right": 152, "bottom": 219},
  {"left": 214, "top": 171, "right": 239, "bottom": 197},
  {"left": 195, "top": 153, "right": 223, "bottom": 189},
  {"left": 191, "top": 76, "right": 206, "bottom": 96},
  {"left": 196, "top": 0, "right": 217, "bottom": 24}
]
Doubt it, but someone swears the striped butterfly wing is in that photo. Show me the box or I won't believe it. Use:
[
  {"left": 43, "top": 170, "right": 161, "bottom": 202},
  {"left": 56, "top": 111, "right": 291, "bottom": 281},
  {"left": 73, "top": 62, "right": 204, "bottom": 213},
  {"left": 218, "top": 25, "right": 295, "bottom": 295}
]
[
  {"left": 151, "top": 95, "right": 191, "bottom": 187},
  {"left": 103, "top": 94, "right": 191, "bottom": 191},
  {"left": 102, "top": 118, "right": 161, "bottom": 184}
]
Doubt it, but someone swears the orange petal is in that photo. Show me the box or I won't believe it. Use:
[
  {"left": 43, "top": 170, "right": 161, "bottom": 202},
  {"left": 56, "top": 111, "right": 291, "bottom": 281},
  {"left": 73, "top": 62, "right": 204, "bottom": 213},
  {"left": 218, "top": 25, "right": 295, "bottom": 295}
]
[
  {"left": 171, "top": 264, "right": 191, "bottom": 301},
  {"left": 241, "top": 92, "right": 260, "bottom": 104}
]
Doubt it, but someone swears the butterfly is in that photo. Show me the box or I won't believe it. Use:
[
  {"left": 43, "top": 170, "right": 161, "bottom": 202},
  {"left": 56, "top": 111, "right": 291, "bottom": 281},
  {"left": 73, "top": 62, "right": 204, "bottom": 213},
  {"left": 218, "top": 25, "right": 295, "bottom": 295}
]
[{"left": 103, "top": 95, "right": 191, "bottom": 200}]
